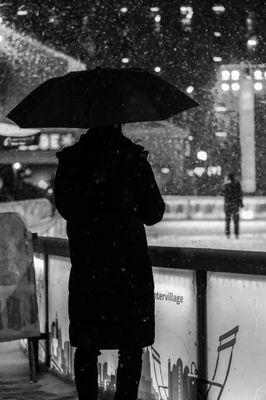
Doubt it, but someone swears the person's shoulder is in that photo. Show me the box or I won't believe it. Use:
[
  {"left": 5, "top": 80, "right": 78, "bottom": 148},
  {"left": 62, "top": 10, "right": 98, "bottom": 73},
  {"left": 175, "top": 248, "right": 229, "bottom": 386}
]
[
  {"left": 120, "top": 136, "right": 149, "bottom": 161},
  {"left": 56, "top": 142, "right": 80, "bottom": 162}
]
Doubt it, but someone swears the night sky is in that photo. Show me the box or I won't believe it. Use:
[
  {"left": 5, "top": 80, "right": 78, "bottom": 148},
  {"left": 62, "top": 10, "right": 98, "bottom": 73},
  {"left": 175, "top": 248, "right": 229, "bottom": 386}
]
[
  {"left": 1, "top": 0, "right": 265, "bottom": 88},
  {"left": 0, "top": 0, "right": 265, "bottom": 194}
]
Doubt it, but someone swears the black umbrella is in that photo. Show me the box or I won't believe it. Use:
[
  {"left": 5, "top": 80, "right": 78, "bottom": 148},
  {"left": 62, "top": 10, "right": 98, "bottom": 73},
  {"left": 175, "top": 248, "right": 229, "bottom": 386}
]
[{"left": 7, "top": 67, "right": 199, "bottom": 129}]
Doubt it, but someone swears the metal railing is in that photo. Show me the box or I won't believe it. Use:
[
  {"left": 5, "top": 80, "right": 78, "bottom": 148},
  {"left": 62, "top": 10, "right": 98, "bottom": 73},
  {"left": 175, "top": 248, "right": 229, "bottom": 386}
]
[{"left": 32, "top": 235, "right": 266, "bottom": 398}]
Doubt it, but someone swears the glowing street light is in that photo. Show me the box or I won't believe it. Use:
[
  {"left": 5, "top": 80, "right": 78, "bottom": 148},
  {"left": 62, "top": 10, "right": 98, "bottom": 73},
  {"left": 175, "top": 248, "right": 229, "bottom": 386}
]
[
  {"left": 221, "top": 70, "right": 230, "bottom": 80},
  {"left": 254, "top": 69, "right": 263, "bottom": 80},
  {"left": 197, "top": 150, "right": 207, "bottom": 161},
  {"left": 17, "top": 8, "right": 28, "bottom": 16},
  {"left": 247, "top": 37, "right": 257, "bottom": 48},
  {"left": 154, "top": 66, "right": 161, "bottom": 73},
  {"left": 254, "top": 82, "right": 263, "bottom": 91},
  {"left": 231, "top": 82, "right": 240, "bottom": 91},
  {"left": 212, "top": 5, "right": 225, "bottom": 14},
  {"left": 180, "top": 6, "right": 188, "bottom": 14},
  {"left": 121, "top": 57, "right": 129, "bottom": 63},
  {"left": 231, "top": 70, "right": 240, "bottom": 80},
  {"left": 12, "top": 162, "right": 22, "bottom": 170},
  {"left": 215, "top": 131, "right": 227, "bottom": 138},
  {"left": 38, "top": 180, "right": 49, "bottom": 190},
  {"left": 221, "top": 83, "right": 230, "bottom": 91},
  {"left": 186, "top": 86, "right": 194, "bottom": 94},
  {"left": 120, "top": 7, "right": 128, "bottom": 13},
  {"left": 150, "top": 6, "right": 160, "bottom": 12},
  {"left": 154, "top": 14, "right": 161, "bottom": 22},
  {"left": 215, "top": 105, "right": 227, "bottom": 112}
]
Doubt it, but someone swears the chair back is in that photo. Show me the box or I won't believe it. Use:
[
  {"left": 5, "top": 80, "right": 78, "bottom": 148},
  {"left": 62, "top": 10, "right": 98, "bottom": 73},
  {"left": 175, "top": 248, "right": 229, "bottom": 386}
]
[{"left": 207, "top": 325, "right": 239, "bottom": 399}]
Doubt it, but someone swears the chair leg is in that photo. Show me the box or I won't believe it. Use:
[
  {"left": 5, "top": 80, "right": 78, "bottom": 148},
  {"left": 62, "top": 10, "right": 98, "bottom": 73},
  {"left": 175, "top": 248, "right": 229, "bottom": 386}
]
[{"left": 28, "top": 337, "right": 38, "bottom": 382}]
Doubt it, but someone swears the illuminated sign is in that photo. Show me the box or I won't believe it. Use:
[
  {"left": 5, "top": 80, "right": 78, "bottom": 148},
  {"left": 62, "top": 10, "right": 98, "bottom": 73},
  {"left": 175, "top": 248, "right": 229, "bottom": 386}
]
[
  {"left": 38, "top": 133, "right": 76, "bottom": 150},
  {"left": 0, "top": 132, "right": 77, "bottom": 151},
  {"left": 0, "top": 133, "right": 39, "bottom": 149}
]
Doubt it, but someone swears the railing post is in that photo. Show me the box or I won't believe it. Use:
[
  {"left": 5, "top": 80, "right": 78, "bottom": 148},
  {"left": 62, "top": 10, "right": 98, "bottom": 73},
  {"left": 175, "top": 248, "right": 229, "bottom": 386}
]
[
  {"left": 196, "top": 269, "right": 207, "bottom": 398},
  {"left": 44, "top": 252, "right": 51, "bottom": 368}
]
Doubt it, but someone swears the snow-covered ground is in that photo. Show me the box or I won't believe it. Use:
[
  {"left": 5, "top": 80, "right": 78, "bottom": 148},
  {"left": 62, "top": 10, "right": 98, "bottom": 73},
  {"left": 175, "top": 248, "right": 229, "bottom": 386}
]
[{"left": 146, "top": 219, "right": 266, "bottom": 251}]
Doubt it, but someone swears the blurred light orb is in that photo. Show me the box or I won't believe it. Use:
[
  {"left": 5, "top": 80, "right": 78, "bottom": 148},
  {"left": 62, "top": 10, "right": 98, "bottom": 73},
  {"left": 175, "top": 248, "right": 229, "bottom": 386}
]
[
  {"left": 154, "top": 14, "right": 161, "bottom": 22},
  {"left": 254, "top": 82, "right": 263, "bottom": 91},
  {"left": 214, "top": 31, "right": 221, "bottom": 37},
  {"left": 197, "top": 150, "right": 207, "bottom": 161},
  {"left": 13, "top": 162, "right": 22, "bottom": 170},
  {"left": 254, "top": 69, "right": 262, "bottom": 80},
  {"left": 215, "top": 105, "right": 227, "bottom": 112},
  {"left": 213, "top": 56, "right": 222, "bottom": 62},
  {"left": 150, "top": 6, "right": 160, "bottom": 12},
  {"left": 215, "top": 131, "right": 227, "bottom": 138},
  {"left": 186, "top": 86, "right": 194, "bottom": 94},
  {"left": 194, "top": 167, "right": 205, "bottom": 177},
  {"left": 231, "top": 82, "right": 240, "bottom": 91},
  {"left": 221, "top": 70, "right": 230, "bottom": 80},
  {"left": 25, "top": 168, "right": 32, "bottom": 176},
  {"left": 180, "top": 6, "right": 188, "bottom": 14},
  {"left": 38, "top": 180, "right": 49, "bottom": 190},
  {"left": 120, "top": 7, "right": 128, "bottom": 13},
  {"left": 17, "top": 9, "right": 28, "bottom": 16},
  {"left": 154, "top": 66, "right": 161, "bottom": 73},
  {"left": 231, "top": 70, "right": 240, "bottom": 80},
  {"left": 221, "top": 83, "right": 230, "bottom": 91},
  {"left": 121, "top": 57, "right": 129, "bottom": 63},
  {"left": 212, "top": 5, "right": 225, "bottom": 14},
  {"left": 247, "top": 37, "right": 257, "bottom": 47},
  {"left": 161, "top": 167, "right": 170, "bottom": 174}
]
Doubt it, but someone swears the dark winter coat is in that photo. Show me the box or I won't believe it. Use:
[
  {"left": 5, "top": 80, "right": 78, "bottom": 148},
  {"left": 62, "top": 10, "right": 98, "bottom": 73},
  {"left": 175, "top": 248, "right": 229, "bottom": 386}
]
[
  {"left": 222, "top": 181, "right": 243, "bottom": 214},
  {"left": 54, "top": 129, "right": 165, "bottom": 349}
]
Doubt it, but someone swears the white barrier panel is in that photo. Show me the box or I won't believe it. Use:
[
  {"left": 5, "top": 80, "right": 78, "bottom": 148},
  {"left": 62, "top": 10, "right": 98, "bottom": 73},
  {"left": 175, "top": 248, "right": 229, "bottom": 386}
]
[
  {"left": 34, "top": 256, "right": 198, "bottom": 399},
  {"left": 163, "top": 196, "right": 266, "bottom": 220},
  {"left": 0, "top": 198, "right": 53, "bottom": 226},
  {"left": 32, "top": 251, "right": 266, "bottom": 399},
  {"left": 207, "top": 272, "right": 266, "bottom": 400}
]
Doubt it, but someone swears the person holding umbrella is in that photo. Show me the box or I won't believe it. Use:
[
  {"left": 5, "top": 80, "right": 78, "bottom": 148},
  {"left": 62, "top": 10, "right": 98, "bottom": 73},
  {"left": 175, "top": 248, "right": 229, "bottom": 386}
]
[
  {"left": 6, "top": 67, "right": 198, "bottom": 400},
  {"left": 55, "top": 123, "right": 165, "bottom": 400}
]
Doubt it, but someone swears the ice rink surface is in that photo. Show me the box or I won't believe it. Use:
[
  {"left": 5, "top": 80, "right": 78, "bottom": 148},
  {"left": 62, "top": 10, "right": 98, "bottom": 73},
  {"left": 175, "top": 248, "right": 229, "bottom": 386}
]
[{"left": 146, "top": 219, "right": 266, "bottom": 251}]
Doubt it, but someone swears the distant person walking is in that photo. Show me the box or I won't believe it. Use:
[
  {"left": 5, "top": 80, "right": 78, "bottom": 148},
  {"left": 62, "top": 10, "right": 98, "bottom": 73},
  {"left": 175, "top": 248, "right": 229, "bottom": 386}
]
[
  {"left": 54, "top": 125, "right": 165, "bottom": 400},
  {"left": 222, "top": 173, "right": 243, "bottom": 238}
]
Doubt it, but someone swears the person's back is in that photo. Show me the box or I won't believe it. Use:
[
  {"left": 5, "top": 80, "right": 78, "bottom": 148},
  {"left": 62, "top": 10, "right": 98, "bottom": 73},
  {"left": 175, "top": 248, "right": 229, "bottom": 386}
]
[
  {"left": 223, "top": 180, "right": 242, "bottom": 211},
  {"left": 54, "top": 125, "right": 165, "bottom": 400},
  {"left": 222, "top": 173, "right": 243, "bottom": 238}
]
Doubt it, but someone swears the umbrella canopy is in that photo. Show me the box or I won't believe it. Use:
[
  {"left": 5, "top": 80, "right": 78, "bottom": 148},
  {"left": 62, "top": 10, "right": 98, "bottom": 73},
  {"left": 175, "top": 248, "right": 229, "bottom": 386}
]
[
  {"left": 7, "top": 67, "right": 199, "bottom": 129},
  {"left": 0, "top": 118, "right": 40, "bottom": 137}
]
